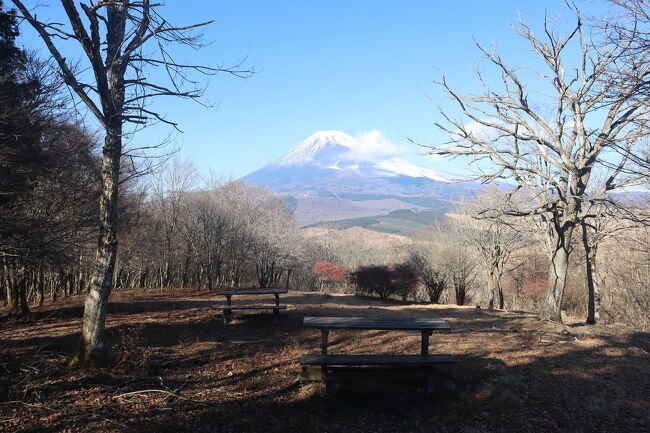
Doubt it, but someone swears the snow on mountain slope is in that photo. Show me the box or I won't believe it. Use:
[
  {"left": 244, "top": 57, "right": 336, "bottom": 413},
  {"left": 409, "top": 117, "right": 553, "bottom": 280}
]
[
  {"left": 373, "top": 157, "right": 462, "bottom": 182},
  {"left": 269, "top": 130, "right": 460, "bottom": 182},
  {"left": 277, "top": 130, "right": 357, "bottom": 166}
]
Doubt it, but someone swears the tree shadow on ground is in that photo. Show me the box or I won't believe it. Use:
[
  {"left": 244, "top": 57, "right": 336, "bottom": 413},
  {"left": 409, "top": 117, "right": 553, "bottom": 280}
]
[
  {"left": 101, "top": 330, "right": 649, "bottom": 433},
  {"left": 1, "top": 290, "right": 648, "bottom": 433}
]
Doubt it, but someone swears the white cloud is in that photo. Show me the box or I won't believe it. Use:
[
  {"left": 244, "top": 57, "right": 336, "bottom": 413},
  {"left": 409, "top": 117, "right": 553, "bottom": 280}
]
[
  {"left": 463, "top": 121, "right": 499, "bottom": 141},
  {"left": 463, "top": 118, "right": 566, "bottom": 145},
  {"left": 344, "top": 130, "right": 405, "bottom": 161}
]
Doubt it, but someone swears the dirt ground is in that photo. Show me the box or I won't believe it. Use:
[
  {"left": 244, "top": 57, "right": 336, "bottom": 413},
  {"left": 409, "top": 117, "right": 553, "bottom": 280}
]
[{"left": 1, "top": 288, "right": 649, "bottom": 433}]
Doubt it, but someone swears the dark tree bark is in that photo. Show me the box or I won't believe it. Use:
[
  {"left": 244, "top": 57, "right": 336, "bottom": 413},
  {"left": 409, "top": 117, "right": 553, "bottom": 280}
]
[{"left": 82, "top": 122, "right": 123, "bottom": 364}]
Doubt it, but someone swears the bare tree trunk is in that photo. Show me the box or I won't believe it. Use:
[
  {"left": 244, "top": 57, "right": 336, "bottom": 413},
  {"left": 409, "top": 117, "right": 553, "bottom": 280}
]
[
  {"left": 197, "top": 263, "right": 204, "bottom": 288},
  {"left": 486, "top": 268, "right": 496, "bottom": 309},
  {"left": 76, "top": 126, "right": 121, "bottom": 367},
  {"left": 7, "top": 280, "right": 18, "bottom": 314},
  {"left": 65, "top": 273, "right": 72, "bottom": 297},
  {"left": 17, "top": 272, "right": 29, "bottom": 315},
  {"left": 498, "top": 277, "right": 504, "bottom": 310},
  {"left": 4, "top": 262, "right": 18, "bottom": 313},
  {"left": 285, "top": 269, "right": 292, "bottom": 289},
  {"left": 486, "top": 267, "right": 505, "bottom": 310},
  {"left": 139, "top": 268, "right": 146, "bottom": 288},
  {"left": 539, "top": 227, "right": 573, "bottom": 322},
  {"left": 50, "top": 267, "right": 58, "bottom": 302},
  {"left": 34, "top": 265, "right": 44, "bottom": 307},
  {"left": 162, "top": 260, "right": 170, "bottom": 288},
  {"left": 206, "top": 262, "right": 213, "bottom": 291},
  {"left": 181, "top": 255, "right": 190, "bottom": 288},
  {"left": 582, "top": 221, "right": 601, "bottom": 324},
  {"left": 592, "top": 255, "right": 603, "bottom": 323},
  {"left": 5, "top": 262, "right": 29, "bottom": 316},
  {"left": 454, "top": 279, "right": 466, "bottom": 306}
]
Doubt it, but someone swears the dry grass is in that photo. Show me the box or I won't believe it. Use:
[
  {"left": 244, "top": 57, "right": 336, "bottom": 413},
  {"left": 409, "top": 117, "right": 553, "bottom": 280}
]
[{"left": 1, "top": 289, "right": 649, "bottom": 432}]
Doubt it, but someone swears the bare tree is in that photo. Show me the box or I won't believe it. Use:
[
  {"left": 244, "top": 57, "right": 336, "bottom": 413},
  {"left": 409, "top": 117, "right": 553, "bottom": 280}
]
[
  {"left": 1, "top": 5, "right": 101, "bottom": 317},
  {"left": 403, "top": 224, "right": 477, "bottom": 305},
  {"left": 578, "top": 204, "right": 640, "bottom": 324},
  {"left": 150, "top": 158, "right": 199, "bottom": 288},
  {"left": 243, "top": 184, "right": 300, "bottom": 288},
  {"left": 597, "top": 222, "right": 650, "bottom": 329},
  {"left": 402, "top": 228, "right": 448, "bottom": 303},
  {"left": 403, "top": 249, "right": 447, "bottom": 303},
  {"left": 440, "top": 227, "right": 477, "bottom": 306},
  {"left": 449, "top": 189, "right": 525, "bottom": 309},
  {"left": 12, "top": 0, "right": 250, "bottom": 365},
  {"left": 420, "top": 5, "right": 650, "bottom": 322}
]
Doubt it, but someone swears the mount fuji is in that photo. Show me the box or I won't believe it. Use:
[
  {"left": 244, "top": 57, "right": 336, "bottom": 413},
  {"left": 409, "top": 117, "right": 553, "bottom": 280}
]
[{"left": 242, "top": 130, "right": 479, "bottom": 230}]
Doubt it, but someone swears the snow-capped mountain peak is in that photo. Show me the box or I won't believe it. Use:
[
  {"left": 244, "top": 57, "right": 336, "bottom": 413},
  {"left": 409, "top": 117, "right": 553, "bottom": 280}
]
[
  {"left": 241, "top": 130, "right": 479, "bottom": 227},
  {"left": 277, "top": 130, "right": 358, "bottom": 166},
  {"left": 272, "top": 130, "right": 460, "bottom": 182}
]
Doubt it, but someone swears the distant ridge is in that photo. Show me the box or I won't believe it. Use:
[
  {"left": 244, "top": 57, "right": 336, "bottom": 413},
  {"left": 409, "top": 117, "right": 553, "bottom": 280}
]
[{"left": 304, "top": 209, "right": 446, "bottom": 235}]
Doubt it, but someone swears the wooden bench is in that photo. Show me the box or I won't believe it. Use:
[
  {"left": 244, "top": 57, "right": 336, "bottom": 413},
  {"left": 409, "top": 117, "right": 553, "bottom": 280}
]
[
  {"left": 220, "top": 305, "right": 287, "bottom": 323},
  {"left": 215, "top": 289, "right": 288, "bottom": 324},
  {"left": 301, "top": 354, "right": 456, "bottom": 366},
  {"left": 301, "top": 354, "right": 455, "bottom": 386},
  {"left": 300, "top": 316, "right": 455, "bottom": 395}
]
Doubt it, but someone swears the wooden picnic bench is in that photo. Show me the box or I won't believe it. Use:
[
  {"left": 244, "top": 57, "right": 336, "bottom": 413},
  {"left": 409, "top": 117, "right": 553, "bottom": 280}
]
[
  {"left": 215, "top": 289, "right": 288, "bottom": 324},
  {"left": 300, "top": 316, "right": 455, "bottom": 395}
]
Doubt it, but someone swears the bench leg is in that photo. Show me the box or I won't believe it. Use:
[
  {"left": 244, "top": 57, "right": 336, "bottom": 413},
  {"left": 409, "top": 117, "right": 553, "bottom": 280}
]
[
  {"left": 273, "top": 308, "right": 279, "bottom": 325},
  {"left": 321, "top": 329, "right": 329, "bottom": 354},
  {"left": 319, "top": 330, "right": 329, "bottom": 396},
  {"left": 421, "top": 331, "right": 432, "bottom": 356},
  {"left": 223, "top": 295, "right": 232, "bottom": 325},
  {"left": 320, "top": 366, "right": 328, "bottom": 397}
]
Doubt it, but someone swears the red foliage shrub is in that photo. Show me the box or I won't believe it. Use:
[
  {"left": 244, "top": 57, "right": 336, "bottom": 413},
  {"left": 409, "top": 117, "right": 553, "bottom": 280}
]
[{"left": 312, "top": 262, "right": 348, "bottom": 282}]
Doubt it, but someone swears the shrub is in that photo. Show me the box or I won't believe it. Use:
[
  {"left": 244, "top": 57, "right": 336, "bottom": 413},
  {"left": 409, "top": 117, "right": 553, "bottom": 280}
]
[
  {"left": 403, "top": 251, "right": 447, "bottom": 303},
  {"left": 312, "top": 261, "right": 347, "bottom": 281},
  {"left": 311, "top": 261, "right": 348, "bottom": 292},
  {"left": 350, "top": 264, "right": 418, "bottom": 300}
]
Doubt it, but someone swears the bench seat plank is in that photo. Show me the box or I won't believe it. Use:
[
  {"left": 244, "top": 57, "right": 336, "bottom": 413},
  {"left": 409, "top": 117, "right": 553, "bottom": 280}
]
[
  {"left": 301, "top": 366, "right": 451, "bottom": 383},
  {"left": 220, "top": 305, "right": 287, "bottom": 310},
  {"left": 303, "top": 317, "right": 450, "bottom": 331},
  {"left": 216, "top": 289, "right": 288, "bottom": 296},
  {"left": 300, "top": 354, "right": 455, "bottom": 366}
]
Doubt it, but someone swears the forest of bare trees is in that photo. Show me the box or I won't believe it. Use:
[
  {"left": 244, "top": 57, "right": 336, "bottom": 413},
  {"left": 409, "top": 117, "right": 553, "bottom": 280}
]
[{"left": 1, "top": 0, "right": 650, "bottom": 368}]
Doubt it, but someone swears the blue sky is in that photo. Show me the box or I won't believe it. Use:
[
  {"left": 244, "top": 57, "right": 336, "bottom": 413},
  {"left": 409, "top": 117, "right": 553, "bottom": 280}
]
[{"left": 16, "top": 0, "right": 611, "bottom": 178}]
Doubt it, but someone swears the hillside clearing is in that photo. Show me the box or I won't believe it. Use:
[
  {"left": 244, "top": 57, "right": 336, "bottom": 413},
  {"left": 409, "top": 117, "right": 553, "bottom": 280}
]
[{"left": 1, "top": 289, "right": 649, "bottom": 433}]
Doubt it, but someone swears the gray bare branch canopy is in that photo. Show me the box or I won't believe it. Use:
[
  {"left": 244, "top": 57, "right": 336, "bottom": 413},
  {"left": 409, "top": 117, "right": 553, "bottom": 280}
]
[
  {"left": 10, "top": 0, "right": 251, "bottom": 366},
  {"left": 606, "top": 0, "right": 650, "bottom": 175},
  {"left": 417, "top": 3, "right": 650, "bottom": 322}
]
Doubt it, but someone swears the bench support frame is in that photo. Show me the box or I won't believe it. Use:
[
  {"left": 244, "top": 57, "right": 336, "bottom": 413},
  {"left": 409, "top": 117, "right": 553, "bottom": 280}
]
[
  {"left": 221, "top": 305, "right": 286, "bottom": 325},
  {"left": 301, "top": 365, "right": 449, "bottom": 397}
]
